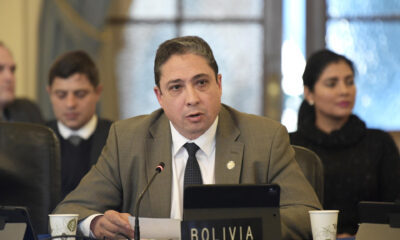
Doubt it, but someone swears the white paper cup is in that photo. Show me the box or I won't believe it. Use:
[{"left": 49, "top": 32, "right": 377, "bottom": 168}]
[
  {"left": 49, "top": 214, "right": 79, "bottom": 240},
  {"left": 309, "top": 210, "right": 339, "bottom": 240}
]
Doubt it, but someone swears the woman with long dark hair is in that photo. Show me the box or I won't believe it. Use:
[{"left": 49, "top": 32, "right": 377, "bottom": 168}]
[{"left": 290, "top": 49, "right": 400, "bottom": 237}]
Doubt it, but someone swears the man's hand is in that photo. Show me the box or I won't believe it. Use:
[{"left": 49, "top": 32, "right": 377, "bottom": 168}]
[
  {"left": 90, "top": 210, "right": 134, "bottom": 239},
  {"left": 337, "top": 233, "right": 355, "bottom": 239}
]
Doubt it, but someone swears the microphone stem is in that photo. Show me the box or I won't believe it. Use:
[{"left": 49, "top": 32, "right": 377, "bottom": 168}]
[{"left": 134, "top": 170, "right": 161, "bottom": 240}]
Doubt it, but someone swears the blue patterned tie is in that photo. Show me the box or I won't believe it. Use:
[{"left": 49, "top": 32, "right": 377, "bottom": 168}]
[{"left": 183, "top": 143, "right": 202, "bottom": 187}]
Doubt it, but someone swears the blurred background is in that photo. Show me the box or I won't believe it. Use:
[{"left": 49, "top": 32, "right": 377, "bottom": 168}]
[{"left": 1, "top": 0, "right": 399, "bottom": 132}]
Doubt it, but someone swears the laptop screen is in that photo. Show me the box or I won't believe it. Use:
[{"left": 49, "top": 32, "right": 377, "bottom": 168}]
[
  {"left": 358, "top": 201, "right": 400, "bottom": 225},
  {"left": 182, "top": 184, "right": 281, "bottom": 240},
  {"left": 0, "top": 206, "right": 37, "bottom": 240},
  {"left": 356, "top": 201, "right": 400, "bottom": 240},
  {"left": 183, "top": 184, "right": 280, "bottom": 209}
]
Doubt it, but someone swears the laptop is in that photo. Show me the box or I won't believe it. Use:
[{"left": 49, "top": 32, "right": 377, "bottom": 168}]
[
  {"left": 356, "top": 201, "right": 400, "bottom": 240},
  {"left": 0, "top": 206, "right": 37, "bottom": 240},
  {"left": 182, "top": 184, "right": 281, "bottom": 240}
]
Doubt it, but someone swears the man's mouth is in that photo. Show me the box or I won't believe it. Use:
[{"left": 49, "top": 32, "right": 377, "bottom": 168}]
[
  {"left": 188, "top": 113, "right": 201, "bottom": 117},
  {"left": 65, "top": 113, "right": 79, "bottom": 120},
  {"left": 186, "top": 112, "right": 202, "bottom": 121}
]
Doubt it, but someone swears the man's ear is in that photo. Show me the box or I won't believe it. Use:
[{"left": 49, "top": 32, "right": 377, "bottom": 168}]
[
  {"left": 46, "top": 86, "right": 51, "bottom": 95},
  {"left": 304, "top": 86, "right": 314, "bottom": 105},
  {"left": 95, "top": 84, "right": 103, "bottom": 95},
  {"left": 154, "top": 86, "right": 163, "bottom": 106},
  {"left": 217, "top": 74, "right": 222, "bottom": 89},
  {"left": 94, "top": 84, "right": 103, "bottom": 102}
]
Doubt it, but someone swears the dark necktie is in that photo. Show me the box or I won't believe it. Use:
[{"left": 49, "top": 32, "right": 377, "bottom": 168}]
[
  {"left": 68, "top": 135, "right": 82, "bottom": 146},
  {"left": 183, "top": 142, "right": 202, "bottom": 187}
]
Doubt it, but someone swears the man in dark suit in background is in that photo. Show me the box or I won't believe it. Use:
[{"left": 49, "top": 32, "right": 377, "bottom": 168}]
[
  {"left": 46, "top": 50, "right": 112, "bottom": 198},
  {"left": 0, "top": 41, "right": 44, "bottom": 123}
]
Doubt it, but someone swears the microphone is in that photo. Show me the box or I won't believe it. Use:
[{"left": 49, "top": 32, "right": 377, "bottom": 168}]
[{"left": 134, "top": 162, "right": 165, "bottom": 240}]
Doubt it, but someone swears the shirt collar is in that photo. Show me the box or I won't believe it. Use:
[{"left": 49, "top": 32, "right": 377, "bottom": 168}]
[
  {"left": 170, "top": 116, "right": 218, "bottom": 157},
  {"left": 57, "top": 115, "right": 98, "bottom": 140}
]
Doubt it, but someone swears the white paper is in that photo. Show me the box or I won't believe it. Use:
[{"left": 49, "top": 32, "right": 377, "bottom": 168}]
[{"left": 128, "top": 216, "right": 181, "bottom": 239}]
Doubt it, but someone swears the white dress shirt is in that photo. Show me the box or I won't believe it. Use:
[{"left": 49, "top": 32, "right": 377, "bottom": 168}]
[
  {"left": 170, "top": 116, "right": 218, "bottom": 220},
  {"left": 59, "top": 114, "right": 99, "bottom": 236},
  {"left": 57, "top": 115, "right": 98, "bottom": 140},
  {"left": 79, "top": 117, "right": 218, "bottom": 236}
]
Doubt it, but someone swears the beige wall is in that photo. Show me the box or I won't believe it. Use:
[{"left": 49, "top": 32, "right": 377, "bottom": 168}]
[{"left": 0, "top": 0, "right": 43, "bottom": 100}]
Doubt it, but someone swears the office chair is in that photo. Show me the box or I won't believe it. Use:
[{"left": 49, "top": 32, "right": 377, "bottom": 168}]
[
  {"left": 292, "top": 145, "right": 324, "bottom": 203},
  {"left": 388, "top": 131, "right": 400, "bottom": 153},
  {"left": 0, "top": 122, "right": 61, "bottom": 234}
]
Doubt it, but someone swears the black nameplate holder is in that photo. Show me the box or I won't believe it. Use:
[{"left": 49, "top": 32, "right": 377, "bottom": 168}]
[
  {"left": 181, "top": 217, "right": 262, "bottom": 240},
  {"left": 182, "top": 184, "right": 281, "bottom": 240}
]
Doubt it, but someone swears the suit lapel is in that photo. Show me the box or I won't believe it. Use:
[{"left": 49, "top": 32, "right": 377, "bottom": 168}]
[
  {"left": 215, "top": 106, "right": 244, "bottom": 184},
  {"left": 141, "top": 106, "right": 244, "bottom": 216},
  {"left": 146, "top": 113, "right": 173, "bottom": 217}
]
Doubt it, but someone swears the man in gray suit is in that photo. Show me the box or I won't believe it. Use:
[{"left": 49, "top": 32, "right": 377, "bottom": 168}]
[
  {"left": 54, "top": 36, "right": 321, "bottom": 240},
  {"left": 0, "top": 41, "right": 43, "bottom": 123}
]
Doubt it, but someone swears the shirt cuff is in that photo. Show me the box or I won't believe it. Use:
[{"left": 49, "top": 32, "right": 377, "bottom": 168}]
[{"left": 78, "top": 213, "right": 103, "bottom": 237}]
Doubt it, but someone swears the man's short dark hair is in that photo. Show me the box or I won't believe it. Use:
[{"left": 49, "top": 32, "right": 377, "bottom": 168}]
[
  {"left": 48, "top": 50, "right": 99, "bottom": 87},
  {"left": 154, "top": 36, "right": 219, "bottom": 88}
]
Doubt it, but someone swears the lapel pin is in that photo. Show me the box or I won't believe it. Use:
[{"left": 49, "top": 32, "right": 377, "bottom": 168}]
[{"left": 227, "top": 161, "right": 235, "bottom": 170}]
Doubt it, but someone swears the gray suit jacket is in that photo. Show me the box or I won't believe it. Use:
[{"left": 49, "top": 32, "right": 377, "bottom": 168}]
[
  {"left": 2, "top": 98, "right": 44, "bottom": 124},
  {"left": 54, "top": 104, "right": 321, "bottom": 240}
]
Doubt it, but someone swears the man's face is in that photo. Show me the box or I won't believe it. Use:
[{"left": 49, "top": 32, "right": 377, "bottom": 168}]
[
  {"left": 154, "top": 53, "right": 222, "bottom": 140},
  {"left": 0, "top": 46, "right": 16, "bottom": 107},
  {"left": 47, "top": 73, "right": 102, "bottom": 130}
]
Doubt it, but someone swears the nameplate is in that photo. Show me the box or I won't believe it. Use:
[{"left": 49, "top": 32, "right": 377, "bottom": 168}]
[{"left": 181, "top": 218, "right": 262, "bottom": 240}]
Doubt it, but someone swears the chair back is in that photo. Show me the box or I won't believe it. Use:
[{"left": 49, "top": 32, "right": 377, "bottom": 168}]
[
  {"left": 292, "top": 145, "right": 324, "bottom": 203},
  {"left": 0, "top": 122, "right": 61, "bottom": 234},
  {"left": 388, "top": 131, "right": 400, "bottom": 153}
]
